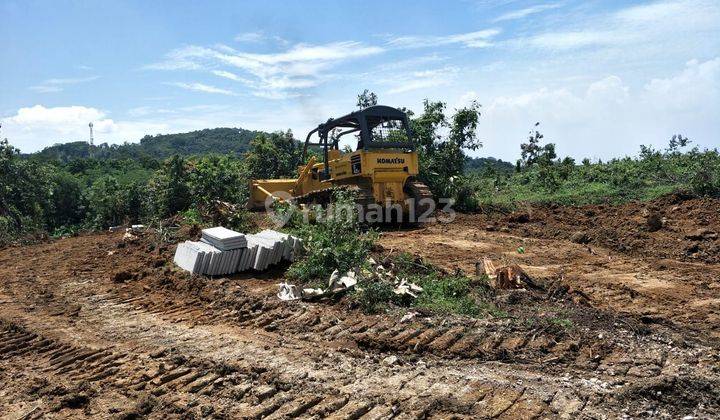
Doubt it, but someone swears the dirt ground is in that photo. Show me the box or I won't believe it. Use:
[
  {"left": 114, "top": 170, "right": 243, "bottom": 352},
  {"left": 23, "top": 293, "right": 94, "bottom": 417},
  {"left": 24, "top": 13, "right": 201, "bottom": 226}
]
[{"left": 0, "top": 195, "right": 718, "bottom": 419}]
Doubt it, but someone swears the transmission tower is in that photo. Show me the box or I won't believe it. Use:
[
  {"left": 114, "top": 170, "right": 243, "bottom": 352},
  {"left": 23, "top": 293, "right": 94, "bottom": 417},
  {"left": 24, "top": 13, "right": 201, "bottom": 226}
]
[{"left": 88, "top": 122, "right": 95, "bottom": 158}]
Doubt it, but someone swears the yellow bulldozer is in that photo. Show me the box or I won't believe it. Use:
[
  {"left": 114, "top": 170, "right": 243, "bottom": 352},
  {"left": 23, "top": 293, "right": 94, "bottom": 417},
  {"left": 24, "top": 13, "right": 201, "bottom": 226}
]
[{"left": 248, "top": 105, "right": 432, "bottom": 221}]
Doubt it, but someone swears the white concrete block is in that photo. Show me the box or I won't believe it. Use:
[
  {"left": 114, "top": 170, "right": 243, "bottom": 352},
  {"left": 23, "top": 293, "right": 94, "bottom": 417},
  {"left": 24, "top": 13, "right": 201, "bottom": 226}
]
[{"left": 201, "top": 226, "right": 247, "bottom": 250}]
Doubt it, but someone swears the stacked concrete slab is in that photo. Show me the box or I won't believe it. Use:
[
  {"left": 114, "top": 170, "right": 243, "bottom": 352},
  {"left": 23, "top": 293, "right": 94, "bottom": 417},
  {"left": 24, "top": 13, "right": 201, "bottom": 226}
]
[
  {"left": 173, "top": 227, "right": 302, "bottom": 276},
  {"left": 200, "top": 226, "right": 247, "bottom": 250}
]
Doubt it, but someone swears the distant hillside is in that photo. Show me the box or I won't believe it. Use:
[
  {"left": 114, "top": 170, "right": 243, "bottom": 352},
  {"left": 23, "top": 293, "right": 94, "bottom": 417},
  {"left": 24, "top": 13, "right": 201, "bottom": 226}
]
[
  {"left": 30, "top": 127, "right": 265, "bottom": 163},
  {"left": 465, "top": 156, "right": 515, "bottom": 174},
  {"left": 28, "top": 129, "right": 515, "bottom": 176}
]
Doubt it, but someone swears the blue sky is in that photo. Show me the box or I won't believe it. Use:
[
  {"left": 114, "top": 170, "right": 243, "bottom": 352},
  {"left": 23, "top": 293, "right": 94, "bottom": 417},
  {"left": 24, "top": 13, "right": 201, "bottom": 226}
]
[{"left": 1, "top": 0, "right": 718, "bottom": 160}]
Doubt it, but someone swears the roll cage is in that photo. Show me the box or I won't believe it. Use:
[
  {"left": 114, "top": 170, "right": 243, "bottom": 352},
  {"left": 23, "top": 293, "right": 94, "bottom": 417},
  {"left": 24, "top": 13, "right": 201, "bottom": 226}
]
[{"left": 302, "top": 105, "right": 415, "bottom": 178}]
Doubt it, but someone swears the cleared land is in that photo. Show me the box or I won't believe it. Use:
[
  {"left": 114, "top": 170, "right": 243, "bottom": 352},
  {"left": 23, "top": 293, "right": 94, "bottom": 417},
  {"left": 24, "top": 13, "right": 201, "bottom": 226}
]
[{"left": 0, "top": 195, "right": 718, "bottom": 418}]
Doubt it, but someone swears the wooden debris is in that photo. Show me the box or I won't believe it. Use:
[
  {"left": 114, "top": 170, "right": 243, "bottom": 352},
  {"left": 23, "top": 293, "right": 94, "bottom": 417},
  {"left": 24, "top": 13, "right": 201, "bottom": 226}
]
[{"left": 481, "top": 258, "right": 540, "bottom": 290}]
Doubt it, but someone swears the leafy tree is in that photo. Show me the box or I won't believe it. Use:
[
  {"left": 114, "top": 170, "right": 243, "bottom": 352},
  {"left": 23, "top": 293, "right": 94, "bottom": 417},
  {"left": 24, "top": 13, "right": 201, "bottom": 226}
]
[
  {"left": 0, "top": 138, "right": 54, "bottom": 238},
  {"left": 519, "top": 123, "right": 556, "bottom": 168},
  {"left": 145, "top": 155, "right": 191, "bottom": 220},
  {"left": 48, "top": 170, "right": 84, "bottom": 228},
  {"left": 410, "top": 100, "right": 483, "bottom": 199},
  {"left": 85, "top": 176, "right": 131, "bottom": 228},
  {"left": 244, "top": 130, "right": 302, "bottom": 179},
  {"left": 186, "top": 154, "right": 247, "bottom": 209},
  {"left": 356, "top": 89, "right": 378, "bottom": 109},
  {"left": 667, "top": 134, "right": 690, "bottom": 152}
]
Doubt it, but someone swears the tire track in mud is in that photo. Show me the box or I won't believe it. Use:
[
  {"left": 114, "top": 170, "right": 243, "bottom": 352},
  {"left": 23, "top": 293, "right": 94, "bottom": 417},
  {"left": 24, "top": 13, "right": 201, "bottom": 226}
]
[
  {"left": 109, "top": 290, "right": 564, "bottom": 364},
  {"left": 1, "top": 319, "right": 579, "bottom": 419},
  {"left": 0, "top": 287, "right": 607, "bottom": 418},
  {"left": 0, "top": 322, "right": 397, "bottom": 419},
  {"left": 98, "top": 286, "right": 717, "bottom": 396}
]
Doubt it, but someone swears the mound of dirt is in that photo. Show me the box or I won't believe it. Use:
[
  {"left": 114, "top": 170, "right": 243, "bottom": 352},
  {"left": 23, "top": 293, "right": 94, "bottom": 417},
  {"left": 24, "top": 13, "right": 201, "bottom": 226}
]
[{"left": 478, "top": 195, "right": 720, "bottom": 264}]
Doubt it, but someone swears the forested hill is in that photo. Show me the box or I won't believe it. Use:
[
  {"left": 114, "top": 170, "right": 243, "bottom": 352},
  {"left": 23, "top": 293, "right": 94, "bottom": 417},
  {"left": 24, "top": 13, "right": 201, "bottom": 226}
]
[
  {"left": 29, "top": 127, "right": 265, "bottom": 162},
  {"left": 465, "top": 156, "right": 515, "bottom": 174},
  {"left": 27, "top": 126, "right": 515, "bottom": 178}
]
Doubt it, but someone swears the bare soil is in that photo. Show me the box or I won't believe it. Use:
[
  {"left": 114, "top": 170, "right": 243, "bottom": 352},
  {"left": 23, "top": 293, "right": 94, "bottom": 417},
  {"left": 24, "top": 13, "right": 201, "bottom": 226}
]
[{"left": 0, "top": 195, "right": 719, "bottom": 419}]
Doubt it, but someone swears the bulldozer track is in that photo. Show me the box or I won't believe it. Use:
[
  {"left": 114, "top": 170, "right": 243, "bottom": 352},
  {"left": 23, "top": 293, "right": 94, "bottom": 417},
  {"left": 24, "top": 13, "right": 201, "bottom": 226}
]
[
  {"left": 294, "top": 182, "right": 375, "bottom": 208},
  {"left": 404, "top": 180, "right": 434, "bottom": 217},
  {"left": 293, "top": 179, "right": 434, "bottom": 223}
]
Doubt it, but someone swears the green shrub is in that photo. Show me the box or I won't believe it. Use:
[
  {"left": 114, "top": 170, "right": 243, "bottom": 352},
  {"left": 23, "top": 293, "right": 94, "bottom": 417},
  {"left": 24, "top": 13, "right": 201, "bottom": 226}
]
[
  {"left": 85, "top": 176, "right": 145, "bottom": 228},
  {"left": 186, "top": 154, "right": 248, "bottom": 209},
  {"left": 145, "top": 155, "right": 192, "bottom": 220},
  {"left": 0, "top": 139, "right": 54, "bottom": 239},
  {"left": 688, "top": 150, "right": 720, "bottom": 196},
  {"left": 179, "top": 208, "right": 204, "bottom": 226},
  {"left": 414, "top": 274, "right": 481, "bottom": 316},
  {"left": 244, "top": 130, "right": 303, "bottom": 179},
  {"left": 354, "top": 281, "right": 396, "bottom": 314},
  {"left": 287, "top": 190, "right": 376, "bottom": 282}
]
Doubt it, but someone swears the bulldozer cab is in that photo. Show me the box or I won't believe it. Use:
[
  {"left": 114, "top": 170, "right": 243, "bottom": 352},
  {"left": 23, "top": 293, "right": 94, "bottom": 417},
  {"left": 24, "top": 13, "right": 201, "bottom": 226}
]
[{"left": 302, "top": 105, "right": 414, "bottom": 178}]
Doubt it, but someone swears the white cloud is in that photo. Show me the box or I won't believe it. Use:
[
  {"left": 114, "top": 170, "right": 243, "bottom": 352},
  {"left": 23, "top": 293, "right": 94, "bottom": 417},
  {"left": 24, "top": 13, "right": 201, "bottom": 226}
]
[
  {"left": 149, "top": 41, "right": 383, "bottom": 98},
  {"left": 144, "top": 46, "right": 208, "bottom": 70},
  {"left": 615, "top": 0, "right": 700, "bottom": 23},
  {"left": 527, "top": 30, "right": 613, "bottom": 50},
  {"left": 519, "top": 0, "right": 720, "bottom": 52},
  {"left": 241, "top": 41, "right": 384, "bottom": 64},
  {"left": 643, "top": 57, "right": 720, "bottom": 111},
  {"left": 387, "top": 29, "right": 500, "bottom": 49},
  {"left": 212, "top": 70, "right": 244, "bottom": 82},
  {"left": 386, "top": 67, "right": 459, "bottom": 94},
  {"left": 586, "top": 75, "right": 629, "bottom": 103},
  {"left": 167, "top": 82, "right": 238, "bottom": 96},
  {"left": 233, "top": 31, "right": 289, "bottom": 46},
  {"left": 43, "top": 76, "right": 100, "bottom": 85},
  {"left": 477, "top": 57, "right": 720, "bottom": 161},
  {"left": 5, "top": 105, "right": 108, "bottom": 126},
  {"left": 493, "top": 3, "right": 561, "bottom": 22},
  {"left": 1, "top": 105, "right": 116, "bottom": 151},
  {"left": 148, "top": 29, "right": 496, "bottom": 99},
  {"left": 29, "top": 85, "right": 63, "bottom": 93},
  {"left": 234, "top": 32, "right": 264, "bottom": 43},
  {"left": 29, "top": 75, "right": 99, "bottom": 93}
]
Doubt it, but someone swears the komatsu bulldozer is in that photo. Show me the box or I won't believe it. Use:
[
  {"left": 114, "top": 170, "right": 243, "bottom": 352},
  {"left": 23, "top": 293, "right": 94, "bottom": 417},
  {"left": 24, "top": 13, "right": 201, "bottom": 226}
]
[{"left": 248, "top": 105, "right": 432, "bottom": 221}]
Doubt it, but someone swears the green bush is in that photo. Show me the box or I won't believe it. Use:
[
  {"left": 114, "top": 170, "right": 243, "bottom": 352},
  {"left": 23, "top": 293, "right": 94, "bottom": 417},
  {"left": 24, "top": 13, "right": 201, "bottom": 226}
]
[
  {"left": 244, "top": 130, "right": 303, "bottom": 179},
  {"left": 287, "top": 190, "right": 376, "bottom": 282},
  {"left": 85, "top": 176, "right": 146, "bottom": 228},
  {"left": 688, "top": 150, "right": 720, "bottom": 196},
  {"left": 414, "top": 274, "right": 481, "bottom": 316},
  {"left": 0, "top": 139, "right": 54, "bottom": 240},
  {"left": 48, "top": 170, "right": 84, "bottom": 228},
  {"left": 145, "top": 155, "right": 191, "bottom": 220},
  {"left": 354, "top": 281, "right": 396, "bottom": 314},
  {"left": 144, "top": 154, "right": 250, "bottom": 225},
  {"left": 186, "top": 154, "right": 248, "bottom": 209}
]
